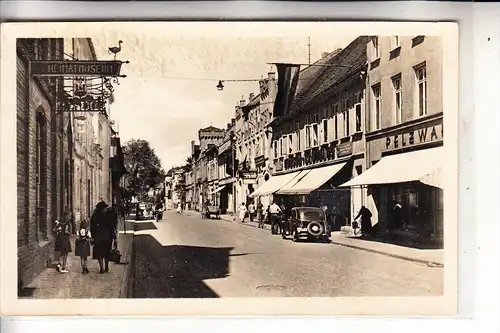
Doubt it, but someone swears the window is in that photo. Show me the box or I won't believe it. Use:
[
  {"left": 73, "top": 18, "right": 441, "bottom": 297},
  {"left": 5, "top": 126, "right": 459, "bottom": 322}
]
[
  {"left": 311, "top": 123, "right": 319, "bottom": 147},
  {"left": 343, "top": 110, "right": 350, "bottom": 137},
  {"left": 392, "top": 75, "right": 402, "bottom": 124},
  {"left": 305, "top": 125, "right": 311, "bottom": 149},
  {"left": 280, "top": 137, "right": 285, "bottom": 156},
  {"left": 415, "top": 64, "right": 427, "bottom": 116},
  {"left": 296, "top": 130, "right": 301, "bottom": 152},
  {"left": 334, "top": 114, "right": 338, "bottom": 139},
  {"left": 322, "top": 119, "right": 328, "bottom": 143},
  {"left": 341, "top": 92, "right": 349, "bottom": 110},
  {"left": 371, "top": 37, "right": 380, "bottom": 59},
  {"left": 372, "top": 84, "right": 382, "bottom": 130},
  {"left": 392, "top": 36, "right": 400, "bottom": 49},
  {"left": 273, "top": 140, "right": 278, "bottom": 158},
  {"left": 355, "top": 103, "right": 362, "bottom": 132}
]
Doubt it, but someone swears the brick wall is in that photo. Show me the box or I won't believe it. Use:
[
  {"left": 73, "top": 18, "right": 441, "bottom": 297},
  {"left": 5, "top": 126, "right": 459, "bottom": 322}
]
[{"left": 17, "top": 38, "right": 69, "bottom": 288}]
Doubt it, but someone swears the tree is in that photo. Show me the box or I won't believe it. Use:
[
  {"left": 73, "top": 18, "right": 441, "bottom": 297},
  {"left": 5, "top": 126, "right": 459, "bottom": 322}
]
[{"left": 122, "top": 139, "right": 166, "bottom": 200}]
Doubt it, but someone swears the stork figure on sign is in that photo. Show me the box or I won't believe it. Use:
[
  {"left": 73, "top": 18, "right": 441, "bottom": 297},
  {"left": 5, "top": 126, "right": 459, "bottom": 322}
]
[{"left": 108, "top": 40, "right": 123, "bottom": 60}]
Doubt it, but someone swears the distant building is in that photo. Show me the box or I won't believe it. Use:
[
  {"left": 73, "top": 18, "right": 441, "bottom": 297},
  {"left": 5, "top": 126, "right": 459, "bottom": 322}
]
[
  {"left": 234, "top": 72, "right": 277, "bottom": 209},
  {"left": 216, "top": 119, "right": 236, "bottom": 214}
]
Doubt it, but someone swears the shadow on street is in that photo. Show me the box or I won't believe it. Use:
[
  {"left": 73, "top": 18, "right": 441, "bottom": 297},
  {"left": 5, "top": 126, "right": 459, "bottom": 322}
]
[{"left": 134, "top": 234, "right": 233, "bottom": 298}]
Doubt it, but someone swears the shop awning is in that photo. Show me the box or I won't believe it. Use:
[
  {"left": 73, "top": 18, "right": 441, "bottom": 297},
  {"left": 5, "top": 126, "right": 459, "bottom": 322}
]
[
  {"left": 276, "top": 162, "right": 348, "bottom": 195},
  {"left": 339, "top": 147, "right": 443, "bottom": 188},
  {"left": 249, "top": 171, "right": 302, "bottom": 197},
  {"left": 210, "top": 185, "right": 226, "bottom": 194}
]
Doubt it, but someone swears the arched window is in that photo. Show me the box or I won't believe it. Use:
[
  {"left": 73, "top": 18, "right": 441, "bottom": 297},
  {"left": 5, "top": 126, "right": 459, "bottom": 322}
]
[{"left": 36, "top": 109, "right": 47, "bottom": 239}]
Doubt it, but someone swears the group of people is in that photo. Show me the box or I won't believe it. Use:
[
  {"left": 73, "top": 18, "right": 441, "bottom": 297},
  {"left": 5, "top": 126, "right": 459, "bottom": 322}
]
[
  {"left": 237, "top": 200, "right": 285, "bottom": 231},
  {"left": 53, "top": 199, "right": 119, "bottom": 274}
]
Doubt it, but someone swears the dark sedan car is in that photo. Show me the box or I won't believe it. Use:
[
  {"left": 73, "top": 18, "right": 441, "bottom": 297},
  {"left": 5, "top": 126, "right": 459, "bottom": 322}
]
[{"left": 284, "top": 207, "right": 331, "bottom": 242}]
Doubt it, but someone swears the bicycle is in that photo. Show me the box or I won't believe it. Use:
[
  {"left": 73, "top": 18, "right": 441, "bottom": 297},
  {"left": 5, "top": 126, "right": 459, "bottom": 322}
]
[{"left": 352, "top": 220, "right": 363, "bottom": 236}]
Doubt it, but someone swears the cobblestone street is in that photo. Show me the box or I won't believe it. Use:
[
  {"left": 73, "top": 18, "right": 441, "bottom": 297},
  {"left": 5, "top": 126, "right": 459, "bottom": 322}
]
[{"left": 133, "top": 211, "right": 444, "bottom": 298}]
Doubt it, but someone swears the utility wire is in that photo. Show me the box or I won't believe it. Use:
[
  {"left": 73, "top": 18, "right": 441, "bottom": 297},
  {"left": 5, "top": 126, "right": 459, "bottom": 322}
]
[{"left": 134, "top": 75, "right": 263, "bottom": 82}]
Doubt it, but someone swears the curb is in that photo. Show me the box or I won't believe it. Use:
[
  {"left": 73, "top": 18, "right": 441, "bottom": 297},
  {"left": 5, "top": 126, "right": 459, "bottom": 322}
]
[{"left": 330, "top": 240, "right": 444, "bottom": 267}]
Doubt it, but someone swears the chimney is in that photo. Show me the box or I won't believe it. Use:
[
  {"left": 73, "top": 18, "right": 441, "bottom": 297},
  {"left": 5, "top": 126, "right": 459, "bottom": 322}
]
[
  {"left": 231, "top": 118, "right": 236, "bottom": 126},
  {"left": 249, "top": 92, "right": 255, "bottom": 101},
  {"left": 191, "top": 140, "right": 195, "bottom": 155},
  {"left": 239, "top": 96, "right": 246, "bottom": 107},
  {"left": 268, "top": 72, "right": 276, "bottom": 80}
]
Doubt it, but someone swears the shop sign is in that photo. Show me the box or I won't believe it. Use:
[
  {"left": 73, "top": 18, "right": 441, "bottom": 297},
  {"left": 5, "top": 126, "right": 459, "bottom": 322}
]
[
  {"left": 30, "top": 60, "right": 123, "bottom": 77},
  {"left": 336, "top": 142, "right": 353, "bottom": 157},
  {"left": 242, "top": 171, "right": 257, "bottom": 179},
  {"left": 385, "top": 123, "right": 443, "bottom": 151}
]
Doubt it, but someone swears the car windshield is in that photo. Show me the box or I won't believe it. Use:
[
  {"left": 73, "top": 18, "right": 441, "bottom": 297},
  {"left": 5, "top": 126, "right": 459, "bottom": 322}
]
[{"left": 301, "top": 210, "right": 325, "bottom": 220}]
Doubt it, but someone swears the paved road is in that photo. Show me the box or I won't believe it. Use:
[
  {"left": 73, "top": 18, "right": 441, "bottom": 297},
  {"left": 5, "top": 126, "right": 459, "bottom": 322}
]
[{"left": 133, "top": 211, "right": 443, "bottom": 298}]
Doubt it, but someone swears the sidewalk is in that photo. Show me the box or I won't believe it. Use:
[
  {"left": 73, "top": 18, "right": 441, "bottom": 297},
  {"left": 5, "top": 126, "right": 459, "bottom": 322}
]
[
  {"left": 19, "top": 217, "right": 134, "bottom": 299},
  {"left": 330, "top": 232, "right": 444, "bottom": 267}
]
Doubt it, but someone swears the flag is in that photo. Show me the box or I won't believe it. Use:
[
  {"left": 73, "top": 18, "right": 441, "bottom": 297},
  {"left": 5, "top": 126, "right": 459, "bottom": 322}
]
[{"left": 273, "top": 63, "right": 301, "bottom": 117}]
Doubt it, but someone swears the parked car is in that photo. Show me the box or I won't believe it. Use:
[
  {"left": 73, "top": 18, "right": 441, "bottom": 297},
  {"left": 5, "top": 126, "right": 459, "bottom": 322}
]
[{"left": 284, "top": 207, "right": 331, "bottom": 242}]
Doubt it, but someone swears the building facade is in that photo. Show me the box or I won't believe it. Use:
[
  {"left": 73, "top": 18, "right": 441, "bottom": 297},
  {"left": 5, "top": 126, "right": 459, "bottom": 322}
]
[
  {"left": 251, "top": 37, "right": 370, "bottom": 231},
  {"left": 16, "top": 38, "right": 72, "bottom": 288},
  {"left": 215, "top": 120, "right": 236, "bottom": 214},
  {"left": 234, "top": 72, "right": 277, "bottom": 209},
  {"left": 343, "top": 35, "right": 444, "bottom": 246}
]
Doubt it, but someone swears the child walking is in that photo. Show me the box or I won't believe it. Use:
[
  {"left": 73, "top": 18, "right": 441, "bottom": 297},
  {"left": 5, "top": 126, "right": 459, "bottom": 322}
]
[
  {"left": 54, "top": 216, "right": 72, "bottom": 273},
  {"left": 75, "top": 220, "right": 91, "bottom": 274}
]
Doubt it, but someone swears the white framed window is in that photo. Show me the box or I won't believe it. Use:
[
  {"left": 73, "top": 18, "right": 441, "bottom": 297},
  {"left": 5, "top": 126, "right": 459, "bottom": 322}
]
[
  {"left": 334, "top": 113, "right": 338, "bottom": 139},
  {"left": 392, "top": 36, "right": 400, "bottom": 49},
  {"left": 371, "top": 37, "right": 380, "bottom": 59},
  {"left": 273, "top": 140, "right": 278, "bottom": 158},
  {"left": 322, "top": 119, "right": 328, "bottom": 144},
  {"left": 355, "top": 103, "right": 362, "bottom": 132},
  {"left": 372, "top": 84, "right": 382, "bottom": 130},
  {"left": 305, "top": 125, "right": 311, "bottom": 149},
  {"left": 311, "top": 123, "right": 319, "bottom": 147},
  {"left": 287, "top": 134, "right": 293, "bottom": 154},
  {"left": 343, "top": 110, "right": 350, "bottom": 137},
  {"left": 415, "top": 64, "right": 427, "bottom": 116},
  {"left": 280, "top": 136, "right": 286, "bottom": 156},
  {"left": 296, "top": 130, "right": 301, "bottom": 152},
  {"left": 392, "top": 74, "right": 402, "bottom": 124}
]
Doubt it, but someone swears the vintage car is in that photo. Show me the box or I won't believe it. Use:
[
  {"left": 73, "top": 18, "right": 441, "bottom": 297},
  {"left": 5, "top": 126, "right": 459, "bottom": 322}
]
[{"left": 284, "top": 207, "right": 331, "bottom": 242}]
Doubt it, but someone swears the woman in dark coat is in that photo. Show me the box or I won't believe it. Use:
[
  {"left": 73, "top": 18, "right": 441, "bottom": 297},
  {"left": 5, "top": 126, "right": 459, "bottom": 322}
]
[
  {"left": 90, "top": 201, "right": 117, "bottom": 273},
  {"left": 354, "top": 205, "right": 373, "bottom": 237}
]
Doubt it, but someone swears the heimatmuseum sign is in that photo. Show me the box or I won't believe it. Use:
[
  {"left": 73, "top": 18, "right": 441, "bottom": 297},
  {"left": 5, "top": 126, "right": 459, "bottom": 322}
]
[{"left": 30, "top": 60, "right": 123, "bottom": 77}]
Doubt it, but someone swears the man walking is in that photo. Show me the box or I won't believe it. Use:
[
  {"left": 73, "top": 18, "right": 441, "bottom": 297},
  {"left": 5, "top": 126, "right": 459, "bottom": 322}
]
[
  {"left": 269, "top": 201, "right": 282, "bottom": 235},
  {"left": 248, "top": 201, "right": 256, "bottom": 222}
]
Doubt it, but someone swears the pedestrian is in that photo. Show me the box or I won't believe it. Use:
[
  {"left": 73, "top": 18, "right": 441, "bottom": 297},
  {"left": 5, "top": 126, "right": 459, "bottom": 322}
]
[
  {"left": 256, "top": 200, "right": 264, "bottom": 228},
  {"left": 269, "top": 201, "right": 282, "bottom": 234},
  {"left": 75, "top": 219, "right": 91, "bottom": 274},
  {"left": 248, "top": 201, "right": 255, "bottom": 222},
  {"left": 90, "top": 201, "right": 117, "bottom": 274},
  {"left": 177, "top": 201, "right": 183, "bottom": 214},
  {"left": 238, "top": 202, "right": 247, "bottom": 223},
  {"left": 353, "top": 205, "right": 373, "bottom": 237},
  {"left": 54, "top": 213, "right": 72, "bottom": 273}
]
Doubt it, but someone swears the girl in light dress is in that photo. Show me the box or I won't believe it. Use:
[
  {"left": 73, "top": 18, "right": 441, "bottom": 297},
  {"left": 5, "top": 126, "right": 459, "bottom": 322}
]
[{"left": 75, "top": 220, "right": 92, "bottom": 274}]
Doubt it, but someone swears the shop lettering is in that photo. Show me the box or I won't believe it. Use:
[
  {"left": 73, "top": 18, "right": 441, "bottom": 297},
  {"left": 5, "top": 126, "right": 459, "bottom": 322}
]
[
  {"left": 385, "top": 124, "right": 443, "bottom": 150},
  {"left": 31, "top": 60, "right": 122, "bottom": 77}
]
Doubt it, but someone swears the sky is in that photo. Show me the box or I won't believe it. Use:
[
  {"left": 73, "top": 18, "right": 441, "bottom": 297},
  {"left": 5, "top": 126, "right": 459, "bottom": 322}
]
[{"left": 90, "top": 24, "right": 357, "bottom": 171}]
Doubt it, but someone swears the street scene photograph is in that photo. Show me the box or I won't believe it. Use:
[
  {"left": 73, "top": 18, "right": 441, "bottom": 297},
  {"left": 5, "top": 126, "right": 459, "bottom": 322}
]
[{"left": 5, "top": 22, "right": 457, "bottom": 311}]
